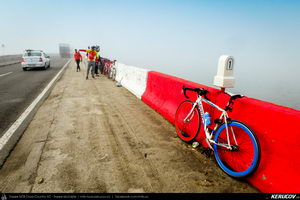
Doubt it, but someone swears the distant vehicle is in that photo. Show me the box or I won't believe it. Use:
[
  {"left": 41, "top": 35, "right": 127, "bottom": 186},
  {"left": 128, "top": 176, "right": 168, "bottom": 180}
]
[
  {"left": 59, "top": 43, "right": 70, "bottom": 58},
  {"left": 21, "top": 50, "right": 50, "bottom": 71}
]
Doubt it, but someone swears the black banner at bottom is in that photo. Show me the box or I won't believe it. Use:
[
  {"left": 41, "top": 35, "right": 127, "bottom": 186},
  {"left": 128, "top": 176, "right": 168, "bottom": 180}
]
[{"left": 1, "top": 193, "right": 299, "bottom": 200}]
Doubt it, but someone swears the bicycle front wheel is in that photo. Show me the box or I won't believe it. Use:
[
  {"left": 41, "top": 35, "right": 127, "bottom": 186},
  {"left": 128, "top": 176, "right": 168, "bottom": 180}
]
[
  {"left": 108, "top": 69, "right": 112, "bottom": 79},
  {"left": 175, "top": 100, "right": 201, "bottom": 143},
  {"left": 213, "top": 120, "right": 260, "bottom": 178}
]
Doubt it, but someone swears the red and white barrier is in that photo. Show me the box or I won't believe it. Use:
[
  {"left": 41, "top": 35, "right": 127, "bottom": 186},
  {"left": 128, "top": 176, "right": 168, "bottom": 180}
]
[
  {"left": 115, "top": 65, "right": 300, "bottom": 193},
  {"left": 114, "top": 62, "right": 148, "bottom": 99}
]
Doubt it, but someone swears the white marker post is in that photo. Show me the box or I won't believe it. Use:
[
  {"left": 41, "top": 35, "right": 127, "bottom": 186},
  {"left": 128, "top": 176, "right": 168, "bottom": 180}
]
[{"left": 213, "top": 55, "right": 235, "bottom": 92}]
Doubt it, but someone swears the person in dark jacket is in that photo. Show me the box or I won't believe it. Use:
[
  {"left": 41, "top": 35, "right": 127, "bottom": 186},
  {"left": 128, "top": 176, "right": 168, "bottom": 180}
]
[{"left": 95, "top": 46, "right": 100, "bottom": 76}]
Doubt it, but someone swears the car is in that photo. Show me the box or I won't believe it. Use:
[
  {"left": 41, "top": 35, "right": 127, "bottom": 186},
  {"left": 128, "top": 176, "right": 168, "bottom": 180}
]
[{"left": 21, "top": 49, "right": 50, "bottom": 71}]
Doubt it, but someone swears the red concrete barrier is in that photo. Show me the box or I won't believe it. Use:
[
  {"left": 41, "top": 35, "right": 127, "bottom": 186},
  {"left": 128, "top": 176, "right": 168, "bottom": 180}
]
[
  {"left": 141, "top": 71, "right": 218, "bottom": 123},
  {"left": 141, "top": 71, "right": 300, "bottom": 193}
]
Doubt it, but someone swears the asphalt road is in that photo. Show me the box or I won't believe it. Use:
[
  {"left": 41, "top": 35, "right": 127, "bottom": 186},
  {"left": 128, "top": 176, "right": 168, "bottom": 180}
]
[{"left": 0, "top": 55, "right": 69, "bottom": 137}]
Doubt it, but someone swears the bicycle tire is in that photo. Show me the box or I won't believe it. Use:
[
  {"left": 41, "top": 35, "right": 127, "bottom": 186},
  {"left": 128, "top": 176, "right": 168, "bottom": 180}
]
[
  {"left": 175, "top": 100, "right": 201, "bottom": 143},
  {"left": 111, "top": 68, "right": 116, "bottom": 81},
  {"left": 107, "top": 68, "right": 111, "bottom": 78},
  {"left": 103, "top": 65, "right": 107, "bottom": 75},
  {"left": 213, "top": 120, "right": 260, "bottom": 178},
  {"left": 108, "top": 69, "right": 112, "bottom": 79}
]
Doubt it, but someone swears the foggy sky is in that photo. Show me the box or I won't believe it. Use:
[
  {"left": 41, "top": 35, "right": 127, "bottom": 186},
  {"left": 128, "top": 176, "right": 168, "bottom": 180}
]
[{"left": 1, "top": 0, "right": 299, "bottom": 109}]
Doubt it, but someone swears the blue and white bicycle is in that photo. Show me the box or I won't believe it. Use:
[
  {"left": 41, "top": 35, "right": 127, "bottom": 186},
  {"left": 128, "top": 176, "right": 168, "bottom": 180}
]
[{"left": 175, "top": 86, "right": 260, "bottom": 178}]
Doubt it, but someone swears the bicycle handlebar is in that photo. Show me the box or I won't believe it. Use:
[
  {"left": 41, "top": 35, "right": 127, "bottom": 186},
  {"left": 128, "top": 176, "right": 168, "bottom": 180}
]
[
  {"left": 182, "top": 86, "right": 210, "bottom": 101},
  {"left": 224, "top": 93, "right": 243, "bottom": 112},
  {"left": 182, "top": 86, "right": 244, "bottom": 112}
]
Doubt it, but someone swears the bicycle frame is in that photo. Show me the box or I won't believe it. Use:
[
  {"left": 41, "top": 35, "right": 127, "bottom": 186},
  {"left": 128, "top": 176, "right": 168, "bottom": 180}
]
[
  {"left": 110, "top": 64, "right": 116, "bottom": 79},
  {"left": 183, "top": 95, "right": 238, "bottom": 151}
]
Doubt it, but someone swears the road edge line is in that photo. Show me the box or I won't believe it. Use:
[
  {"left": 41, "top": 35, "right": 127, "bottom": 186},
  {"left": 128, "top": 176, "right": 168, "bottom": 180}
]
[
  {"left": 0, "top": 72, "right": 13, "bottom": 77},
  {"left": 0, "top": 59, "right": 72, "bottom": 166}
]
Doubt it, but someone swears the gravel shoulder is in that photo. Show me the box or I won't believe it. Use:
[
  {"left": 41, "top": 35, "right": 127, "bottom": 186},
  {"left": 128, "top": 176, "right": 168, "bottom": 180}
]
[{"left": 0, "top": 61, "right": 258, "bottom": 193}]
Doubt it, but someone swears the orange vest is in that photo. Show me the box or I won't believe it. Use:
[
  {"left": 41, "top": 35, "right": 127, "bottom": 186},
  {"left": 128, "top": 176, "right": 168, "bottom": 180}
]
[{"left": 79, "top": 49, "right": 97, "bottom": 61}]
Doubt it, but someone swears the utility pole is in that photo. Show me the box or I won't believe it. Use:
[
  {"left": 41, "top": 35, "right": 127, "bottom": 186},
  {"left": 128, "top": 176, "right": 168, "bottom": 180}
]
[{"left": 1, "top": 44, "right": 5, "bottom": 56}]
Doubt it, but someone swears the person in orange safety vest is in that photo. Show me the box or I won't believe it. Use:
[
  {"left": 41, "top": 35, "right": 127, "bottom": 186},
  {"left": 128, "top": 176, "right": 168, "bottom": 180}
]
[
  {"left": 73, "top": 49, "right": 82, "bottom": 72},
  {"left": 79, "top": 46, "right": 97, "bottom": 79}
]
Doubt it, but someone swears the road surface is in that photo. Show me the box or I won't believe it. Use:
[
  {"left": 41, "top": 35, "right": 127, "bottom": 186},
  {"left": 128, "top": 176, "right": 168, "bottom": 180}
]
[
  {"left": 0, "top": 56, "right": 69, "bottom": 136},
  {"left": 0, "top": 61, "right": 258, "bottom": 193}
]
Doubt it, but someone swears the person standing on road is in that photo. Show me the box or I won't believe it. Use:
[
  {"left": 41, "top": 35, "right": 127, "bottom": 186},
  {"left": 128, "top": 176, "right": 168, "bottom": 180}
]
[
  {"left": 73, "top": 49, "right": 82, "bottom": 72},
  {"left": 79, "top": 46, "right": 97, "bottom": 79},
  {"left": 99, "top": 57, "right": 104, "bottom": 74},
  {"left": 95, "top": 46, "right": 101, "bottom": 76}
]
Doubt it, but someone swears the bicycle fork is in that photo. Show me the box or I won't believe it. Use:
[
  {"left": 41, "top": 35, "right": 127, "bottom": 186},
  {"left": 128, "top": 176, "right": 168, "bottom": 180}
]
[{"left": 183, "top": 102, "right": 197, "bottom": 123}]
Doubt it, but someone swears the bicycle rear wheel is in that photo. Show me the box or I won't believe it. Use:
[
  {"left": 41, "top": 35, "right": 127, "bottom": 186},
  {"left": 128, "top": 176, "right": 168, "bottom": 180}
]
[
  {"left": 107, "top": 68, "right": 111, "bottom": 78},
  {"left": 175, "top": 100, "right": 201, "bottom": 143},
  {"left": 213, "top": 120, "right": 260, "bottom": 178},
  {"left": 111, "top": 68, "right": 116, "bottom": 81}
]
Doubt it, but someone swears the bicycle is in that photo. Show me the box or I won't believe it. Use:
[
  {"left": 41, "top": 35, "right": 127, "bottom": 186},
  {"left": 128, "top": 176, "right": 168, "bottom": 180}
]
[
  {"left": 175, "top": 86, "right": 260, "bottom": 178},
  {"left": 103, "top": 62, "right": 109, "bottom": 76},
  {"left": 109, "top": 64, "right": 116, "bottom": 81}
]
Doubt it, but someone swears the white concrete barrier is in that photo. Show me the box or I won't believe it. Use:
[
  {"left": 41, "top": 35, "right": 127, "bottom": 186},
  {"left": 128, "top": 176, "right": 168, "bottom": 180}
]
[
  {"left": 114, "top": 62, "right": 148, "bottom": 99},
  {"left": 115, "top": 62, "right": 126, "bottom": 83}
]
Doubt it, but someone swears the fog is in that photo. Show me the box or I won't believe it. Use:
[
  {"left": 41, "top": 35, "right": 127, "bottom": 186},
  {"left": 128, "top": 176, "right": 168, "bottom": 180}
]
[{"left": 0, "top": 0, "right": 299, "bottom": 110}]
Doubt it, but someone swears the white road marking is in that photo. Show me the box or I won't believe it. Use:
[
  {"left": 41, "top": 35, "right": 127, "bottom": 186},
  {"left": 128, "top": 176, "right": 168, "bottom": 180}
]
[
  {"left": 0, "top": 59, "right": 71, "bottom": 150},
  {"left": 0, "top": 72, "right": 12, "bottom": 77}
]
